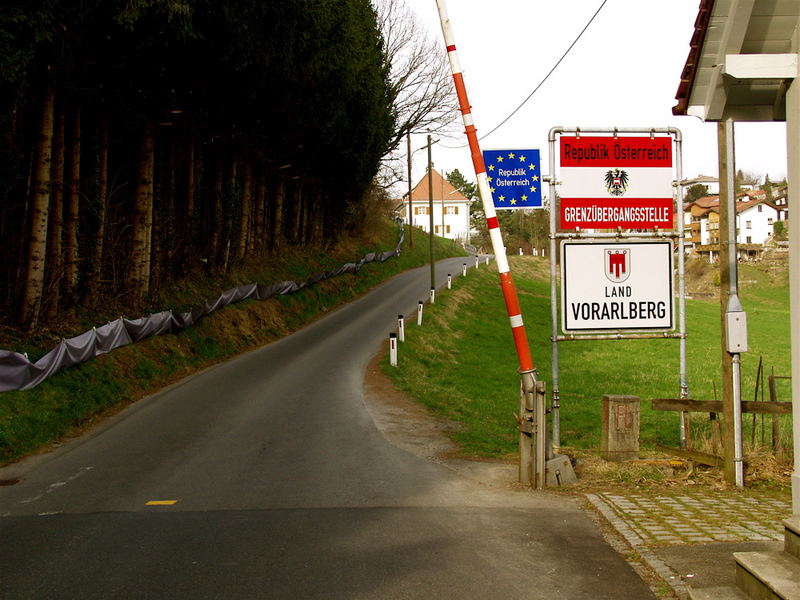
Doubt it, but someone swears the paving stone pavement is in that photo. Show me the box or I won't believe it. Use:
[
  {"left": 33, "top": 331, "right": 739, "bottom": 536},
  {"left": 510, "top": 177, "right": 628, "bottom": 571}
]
[
  {"left": 586, "top": 489, "right": 792, "bottom": 597},
  {"left": 589, "top": 491, "right": 791, "bottom": 545}
]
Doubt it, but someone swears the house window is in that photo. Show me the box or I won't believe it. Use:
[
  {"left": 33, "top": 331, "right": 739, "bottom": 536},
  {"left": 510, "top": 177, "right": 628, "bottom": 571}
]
[
  {"left": 445, "top": 206, "right": 459, "bottom": 215},
  {"left": 757, "top": 205, "right": 762, "bottom": 212},
  {"left": 768, "top": 218, "right": 773, "bottom": 225},
  {"left": 435, "top": 225, "right": 452, "bottom": 235},
  {"left": 415, "top": 206, "right": 428, "bottom": 215},
  {"left": 745, "top": 220, "right": 752, "bottom": 229},
  {"left": 746, "top": 236, "right": 752, "bottom": 244}
]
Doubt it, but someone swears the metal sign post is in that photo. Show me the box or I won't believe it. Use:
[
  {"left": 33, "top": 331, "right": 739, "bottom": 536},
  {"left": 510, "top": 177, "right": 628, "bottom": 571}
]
[{"left": 548, "top": 127, "right": 687, "bottom": 452}]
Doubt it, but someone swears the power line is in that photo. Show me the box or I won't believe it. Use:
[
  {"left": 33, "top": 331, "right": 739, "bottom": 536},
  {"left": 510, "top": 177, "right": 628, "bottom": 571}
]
[{"left": 440, "top": 0, "right": 608, "bottom": 149}]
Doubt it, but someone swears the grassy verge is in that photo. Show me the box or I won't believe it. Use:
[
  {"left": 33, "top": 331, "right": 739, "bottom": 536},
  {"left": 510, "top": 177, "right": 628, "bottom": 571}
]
[
  {"left": 381, "top": 255, "right": 792, "bottom": 462},
  {"left": 0, "top": 221, "right": 465, "bottom": 465}
]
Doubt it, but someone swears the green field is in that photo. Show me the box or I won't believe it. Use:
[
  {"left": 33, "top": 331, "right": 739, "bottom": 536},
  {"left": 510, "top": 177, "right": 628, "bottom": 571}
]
[{"left": 382, "top": 255, "right": 792, "bottom": 458}]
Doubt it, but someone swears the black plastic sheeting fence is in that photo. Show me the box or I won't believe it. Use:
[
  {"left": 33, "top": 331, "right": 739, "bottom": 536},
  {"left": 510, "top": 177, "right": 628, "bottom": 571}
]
[{"left": 0, "top": 227, "right": 404, "bottom": 392}]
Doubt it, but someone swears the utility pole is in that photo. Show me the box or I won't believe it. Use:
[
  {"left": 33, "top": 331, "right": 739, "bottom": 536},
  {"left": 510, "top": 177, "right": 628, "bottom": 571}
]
[
  {"left": 718, "top": 119, "right": 746, "bottom": 487},
  {"left": 427, "top": 134, "right": 435, "bottom": 291},
  {"left": 407, "top": 133, "right": 413, "bottom": 249}
]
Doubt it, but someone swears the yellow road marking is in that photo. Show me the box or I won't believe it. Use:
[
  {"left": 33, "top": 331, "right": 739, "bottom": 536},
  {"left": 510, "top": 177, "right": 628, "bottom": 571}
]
[{"left": 145, "top": 500, "right": 178, "bottom": 506}]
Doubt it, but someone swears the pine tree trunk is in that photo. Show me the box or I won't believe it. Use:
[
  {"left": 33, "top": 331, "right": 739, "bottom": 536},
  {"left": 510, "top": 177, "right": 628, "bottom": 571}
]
[
  {"left": 209, "top": 153, "right": 224, "bottom": 266},
  {"left": 150, "top": 134, "right": 173, "bottom": 292},
  {"left": 271, "top": 177, "right": 284, "bottom": 251},
  {"left": 311, "top": 185, "right": 322, "bottom": 243},
  {"left": 253, "top": 174, "right": 265, "bottom": 255},
  {"left": 19, "top": 87, "right": 55, "bottom": 328},
  {"left": 128, "top": 122, "right": 155, "bottom": 307},
  {"left": 142, "top": 124, "right": 155, "bottom": 297},
  {"left": 245, "top": 172, "right": 256, "bottom": 256},
  {"left": 182, "top": 132, "right": 196, "bottom": 266},
  {"left": 87, "top": 111, "right": 109, "bottom": 298},
  {"left": 237, "top": 162, "right": 252, "bottom": 261},
  {"left": 63, "top": 106, "right": 81, "bottom": 309},
  {"left": 283, "top": 180, "right": 297, "bottom": 245},
  {"left": 45, "top": 101, "right": 65, "bottom": 321},
  {"left": 220, "top": 159, "right": 236, "bottom": 271},
  {"left": 295, "top": 183, "right": 305, "bottom": 245}
]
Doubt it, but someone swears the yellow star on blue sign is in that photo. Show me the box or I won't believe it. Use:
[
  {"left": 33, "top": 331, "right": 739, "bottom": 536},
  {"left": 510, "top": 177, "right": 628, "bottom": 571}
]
[{"left": 481, "top": 148, "right": 543, "bottom": 210}]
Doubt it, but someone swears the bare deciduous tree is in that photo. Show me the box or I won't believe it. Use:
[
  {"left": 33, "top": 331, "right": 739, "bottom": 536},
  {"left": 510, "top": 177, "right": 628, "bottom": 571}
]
[{"left": 374, "top": 0, "right": 458, "bottom": 184}]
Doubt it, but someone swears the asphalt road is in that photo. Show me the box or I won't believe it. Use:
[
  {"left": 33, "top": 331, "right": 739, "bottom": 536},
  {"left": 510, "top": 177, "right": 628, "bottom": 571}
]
[{"left": 0, "top": 256, "right": 655, "bottom": 599}]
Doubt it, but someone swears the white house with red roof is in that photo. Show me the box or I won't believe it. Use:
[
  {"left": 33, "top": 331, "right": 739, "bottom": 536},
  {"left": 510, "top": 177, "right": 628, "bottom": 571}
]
[
  {"left": 399, "top": 168, "right": 471, "bottom": 242},
  {"left": 684, "top": 194, "right": 781, "bottom": 251}
]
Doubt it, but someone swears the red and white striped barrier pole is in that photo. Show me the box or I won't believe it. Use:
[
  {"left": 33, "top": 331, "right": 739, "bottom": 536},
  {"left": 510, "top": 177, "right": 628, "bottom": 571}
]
[{"left": 434, "top": 1, "right": 543, "bottom": 487}]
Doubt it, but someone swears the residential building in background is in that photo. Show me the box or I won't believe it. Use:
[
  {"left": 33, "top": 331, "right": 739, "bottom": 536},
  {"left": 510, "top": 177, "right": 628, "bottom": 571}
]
[
  {"left": 397, "top": 168, "right": 471, "bottom": 242},
  {"left": 682, "top": 174, "right": 720, "bottom": 196},
  {"left": 683, "top": 192, "right": 783, "bottom": 260}
]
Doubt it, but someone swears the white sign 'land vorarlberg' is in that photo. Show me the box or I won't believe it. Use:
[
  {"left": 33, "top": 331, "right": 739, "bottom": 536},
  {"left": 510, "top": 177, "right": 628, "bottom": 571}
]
[{"left": 561, "top": 240, "right": 674, "bottom": 333}]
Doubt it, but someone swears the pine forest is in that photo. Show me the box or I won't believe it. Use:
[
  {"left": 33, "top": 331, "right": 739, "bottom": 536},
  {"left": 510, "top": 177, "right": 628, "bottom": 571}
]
[{"left": 0, "top": 1, "right": 398, "bottom": 330}]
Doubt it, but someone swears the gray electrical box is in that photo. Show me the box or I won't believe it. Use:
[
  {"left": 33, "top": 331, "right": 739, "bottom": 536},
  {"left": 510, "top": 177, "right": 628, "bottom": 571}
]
[{"left": 725, "top": 310, "right": 748, "bottom": 353}]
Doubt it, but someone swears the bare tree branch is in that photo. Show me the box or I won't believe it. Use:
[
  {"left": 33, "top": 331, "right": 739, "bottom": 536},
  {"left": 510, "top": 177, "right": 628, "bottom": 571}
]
[{"left": 374, "top": 0, "right": 459, "bottom": 153}]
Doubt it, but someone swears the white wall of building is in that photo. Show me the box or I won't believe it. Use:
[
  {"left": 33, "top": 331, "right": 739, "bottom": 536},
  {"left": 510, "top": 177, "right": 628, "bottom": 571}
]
[
  {"left": 736, "top": 203, "right": 779, "bottom": 244},
  {"left": 403, "top": 200, "right": 471, "bottom": 242},
  {"left": 701, "top": 217, "right": 711, "bottom": 245}
]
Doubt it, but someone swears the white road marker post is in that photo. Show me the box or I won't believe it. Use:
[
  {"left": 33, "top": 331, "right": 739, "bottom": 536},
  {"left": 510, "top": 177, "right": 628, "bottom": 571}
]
[
  {"left": 398, "top": 314, "right": 405, "bottom": 342},
  {"left": 447, "top": 274, "right": 452, "bottom": 290},
  {"left": 474, "top": 255, "right": 479, "bottom": 268},
  {"left": 389, "top": 333, "right": 398, "bottom": 367},
  {"left": 430, "top": 288, "right": 435, "bottom": 304},
  {"left": 435, "top": 0, "right": 542, "bottom": 488},
  {"left": 462, "top": 263, "right": 467, "bottom": 277},
  {"left": 417, "top": 300, "right": 423, "bottom": 326}
]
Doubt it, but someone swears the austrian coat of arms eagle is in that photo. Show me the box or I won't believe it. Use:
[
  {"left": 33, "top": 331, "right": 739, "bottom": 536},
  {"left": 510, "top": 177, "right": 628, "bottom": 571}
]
[{"left": 604, "top": 168, "right": 629, "bottom": 196}]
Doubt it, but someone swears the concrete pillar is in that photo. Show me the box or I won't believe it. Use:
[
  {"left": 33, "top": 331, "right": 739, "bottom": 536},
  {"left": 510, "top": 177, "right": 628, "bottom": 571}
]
[{"left": 601, "top": 395, "right": 640, "bottom": 462}]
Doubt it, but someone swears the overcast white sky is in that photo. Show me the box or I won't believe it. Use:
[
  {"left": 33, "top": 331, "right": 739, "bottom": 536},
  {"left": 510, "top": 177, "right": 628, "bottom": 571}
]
[{"left": 402, "top": 0, "right": 789, "bottom": 188}]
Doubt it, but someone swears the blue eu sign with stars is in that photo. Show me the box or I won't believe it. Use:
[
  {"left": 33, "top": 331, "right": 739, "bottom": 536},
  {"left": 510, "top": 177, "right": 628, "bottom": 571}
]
[{"left": 482, "top": 149, "right": 543, "bottom": 210}]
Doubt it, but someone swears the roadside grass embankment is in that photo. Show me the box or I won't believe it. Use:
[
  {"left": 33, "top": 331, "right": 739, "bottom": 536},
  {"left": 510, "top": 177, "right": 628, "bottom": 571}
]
[
  {"left": 381, "top": 255, "right": 792, "bottom": 488},
  {"left": 0, "top": 221, "right": 465, "bottom": 465}
]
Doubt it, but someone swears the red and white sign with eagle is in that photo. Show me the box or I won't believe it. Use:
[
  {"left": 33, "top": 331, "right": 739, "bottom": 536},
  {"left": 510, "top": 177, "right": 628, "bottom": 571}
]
[{"left": 559, "top": 135, "right": 674, "bottom": 230}]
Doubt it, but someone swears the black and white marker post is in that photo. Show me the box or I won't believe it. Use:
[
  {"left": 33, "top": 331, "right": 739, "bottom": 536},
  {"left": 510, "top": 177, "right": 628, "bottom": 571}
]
[{"left": 389, "top": 333, "right": 398, "bottom": 367}]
